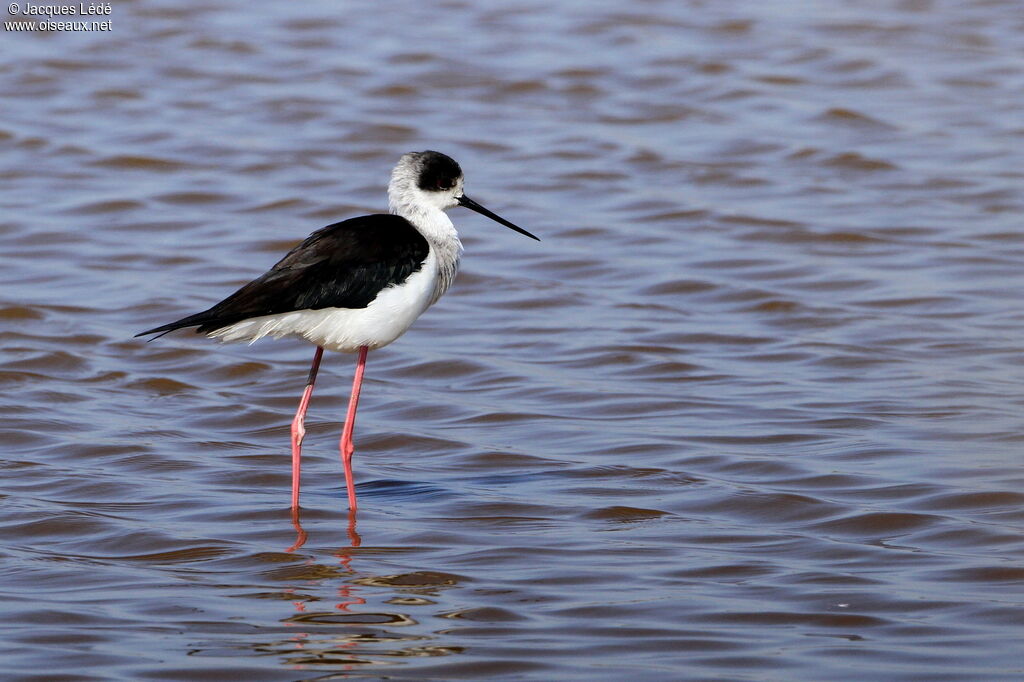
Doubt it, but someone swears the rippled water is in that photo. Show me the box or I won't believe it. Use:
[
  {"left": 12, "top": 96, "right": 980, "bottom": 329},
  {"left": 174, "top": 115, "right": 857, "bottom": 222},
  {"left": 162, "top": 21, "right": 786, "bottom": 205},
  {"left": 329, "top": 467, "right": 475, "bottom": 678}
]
[{"left": 3, "top": 1, "right": 1023, "bottom": 679}]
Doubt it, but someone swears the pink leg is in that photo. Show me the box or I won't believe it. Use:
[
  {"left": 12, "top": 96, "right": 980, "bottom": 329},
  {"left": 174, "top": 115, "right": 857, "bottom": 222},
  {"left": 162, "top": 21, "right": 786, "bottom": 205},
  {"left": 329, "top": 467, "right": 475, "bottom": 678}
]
[
  {"left": 286, "top": 505, "right": 308, "bottom": 553},
  {"left": 290, "top": 346, "right": 323, "bottom": 510},
  {"left": 340, "top": 345, "right": 368, "bottom": 511}
]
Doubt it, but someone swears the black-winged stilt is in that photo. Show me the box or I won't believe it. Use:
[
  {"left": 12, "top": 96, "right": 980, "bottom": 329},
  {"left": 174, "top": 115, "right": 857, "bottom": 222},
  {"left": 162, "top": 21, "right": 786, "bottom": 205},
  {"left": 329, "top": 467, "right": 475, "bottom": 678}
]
[{"left": 136, "top": 150, "right": 539, "bottom": 511}]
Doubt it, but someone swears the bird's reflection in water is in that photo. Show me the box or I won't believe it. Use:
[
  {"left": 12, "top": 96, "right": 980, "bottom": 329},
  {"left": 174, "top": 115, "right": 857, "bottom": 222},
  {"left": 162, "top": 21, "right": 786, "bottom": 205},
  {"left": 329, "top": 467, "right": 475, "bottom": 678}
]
[
  {"left": 286, "top": 506, "right": 362, "bottom": 554},
  {"left": 278, "top": 507, "right": 462, "bottom": 669},
  {"left": 285, "top": 506, "right": 363, "bottom": 618},
  {"left": 286, "top": 507, "right": 308, "bottom": 554},
  {"left": 334, "top": 508, "right": 364, "bottom": 611},
  {"left": 282, "top": 506, "right": 369, "bottom": 672},
  {"left": 274, "top": 507, "right": 465, "bottom": 673}
]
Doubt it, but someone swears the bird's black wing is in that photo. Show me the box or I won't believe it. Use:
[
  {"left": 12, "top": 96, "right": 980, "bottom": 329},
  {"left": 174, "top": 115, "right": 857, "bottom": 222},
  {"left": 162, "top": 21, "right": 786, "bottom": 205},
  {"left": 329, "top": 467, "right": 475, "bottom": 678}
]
[{"left": 136, "top": 214, "right": 429, "bottom": 337}]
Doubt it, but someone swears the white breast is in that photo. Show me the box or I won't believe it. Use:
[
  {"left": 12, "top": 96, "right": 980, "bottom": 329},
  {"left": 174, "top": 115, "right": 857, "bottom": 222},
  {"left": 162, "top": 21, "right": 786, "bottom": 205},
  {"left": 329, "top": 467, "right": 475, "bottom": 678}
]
[{"left": 208, "top": 250, "right": 448, "bottom": 353}]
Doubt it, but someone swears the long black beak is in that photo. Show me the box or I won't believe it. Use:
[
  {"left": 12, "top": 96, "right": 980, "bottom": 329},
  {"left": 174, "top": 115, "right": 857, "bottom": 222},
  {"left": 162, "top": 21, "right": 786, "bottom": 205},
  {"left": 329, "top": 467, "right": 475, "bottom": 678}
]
[{"left": 457, "top": 195, "right": 540, "bottom": 241}]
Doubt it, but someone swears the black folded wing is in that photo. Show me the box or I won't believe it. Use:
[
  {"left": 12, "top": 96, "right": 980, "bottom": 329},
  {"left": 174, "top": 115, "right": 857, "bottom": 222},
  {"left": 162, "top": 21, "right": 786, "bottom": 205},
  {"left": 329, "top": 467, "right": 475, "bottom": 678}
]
[{"left": 136, "top": 214, "right": 429, "bottom": 338}]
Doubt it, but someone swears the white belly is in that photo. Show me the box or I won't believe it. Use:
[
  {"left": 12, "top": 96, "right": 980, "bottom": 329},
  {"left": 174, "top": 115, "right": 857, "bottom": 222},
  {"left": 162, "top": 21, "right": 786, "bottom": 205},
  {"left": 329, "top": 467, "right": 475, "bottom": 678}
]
[{"left": 208, "top": 253, "right": 443, "bottom": 353}]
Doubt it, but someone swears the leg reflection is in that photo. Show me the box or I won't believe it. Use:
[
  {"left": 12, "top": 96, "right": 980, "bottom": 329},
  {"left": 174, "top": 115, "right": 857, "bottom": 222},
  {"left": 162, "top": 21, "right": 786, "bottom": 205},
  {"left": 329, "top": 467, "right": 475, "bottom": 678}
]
[
  {"left": 335, "top": 508, "right": 364, "bottom": 610},
  {"left": 285, "top": 505, "right": 360, "bottom": 554},
  {"left": 286, "top": 505, "right": 308, "bottom": 553},
  {"left": 346, "top": 507, "right": 362, "bottom": 549}
]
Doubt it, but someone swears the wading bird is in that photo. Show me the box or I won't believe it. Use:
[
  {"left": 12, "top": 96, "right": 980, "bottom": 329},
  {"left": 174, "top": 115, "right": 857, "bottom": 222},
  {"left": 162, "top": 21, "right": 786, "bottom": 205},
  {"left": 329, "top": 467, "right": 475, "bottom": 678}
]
[{"left": 137, "top": 151, "right": 539, "bottom": 511}]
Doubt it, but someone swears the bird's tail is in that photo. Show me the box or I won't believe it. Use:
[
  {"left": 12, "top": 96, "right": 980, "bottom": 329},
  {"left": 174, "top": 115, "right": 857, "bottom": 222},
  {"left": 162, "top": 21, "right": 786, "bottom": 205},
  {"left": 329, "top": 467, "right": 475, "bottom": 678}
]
[{"left": 135, "top": 311, "right": 218, "bottom": 341}]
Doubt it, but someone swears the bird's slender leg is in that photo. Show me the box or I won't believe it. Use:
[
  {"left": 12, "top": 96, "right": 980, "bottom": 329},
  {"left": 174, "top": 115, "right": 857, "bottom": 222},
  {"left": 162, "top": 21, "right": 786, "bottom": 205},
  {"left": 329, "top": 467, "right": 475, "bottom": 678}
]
[
  {"left": 290, "top": 346, "right": 324, "bottom": 510},
  {"left": 340, "top": 345, "right": 368, "bottom": 511},
  {"left": 286, "top": 505, "right": 308, "bottom": 553}
]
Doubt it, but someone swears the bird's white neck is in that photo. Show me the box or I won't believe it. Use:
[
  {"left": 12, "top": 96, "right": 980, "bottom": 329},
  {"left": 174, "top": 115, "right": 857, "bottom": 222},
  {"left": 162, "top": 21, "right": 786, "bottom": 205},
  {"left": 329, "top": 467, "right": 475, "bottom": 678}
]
[
  {"left": 388, "top": 171, "right": 462, "bottom": 249},
  {"left": 391, "top": 198, "right": 459, "bottom": 244},
  {"left": 387, "top": 169, "right": 463, "bottom": 305}
]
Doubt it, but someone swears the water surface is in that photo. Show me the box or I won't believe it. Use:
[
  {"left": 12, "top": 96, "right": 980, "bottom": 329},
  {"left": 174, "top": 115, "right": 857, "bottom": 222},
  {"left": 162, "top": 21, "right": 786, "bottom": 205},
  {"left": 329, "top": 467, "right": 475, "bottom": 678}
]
[{"left": 2, "top": 0, "right": 1023, "bottom": 679}]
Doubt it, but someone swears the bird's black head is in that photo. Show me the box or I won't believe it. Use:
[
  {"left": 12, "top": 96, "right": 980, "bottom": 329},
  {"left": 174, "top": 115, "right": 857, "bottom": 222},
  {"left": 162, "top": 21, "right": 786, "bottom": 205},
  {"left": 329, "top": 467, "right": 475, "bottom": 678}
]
[
  {"left": 415, "top": 150, "right": 464, "bottom": 192},
  {"left": 388, "top": 150, "right": 540, "bottom": 241}
]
